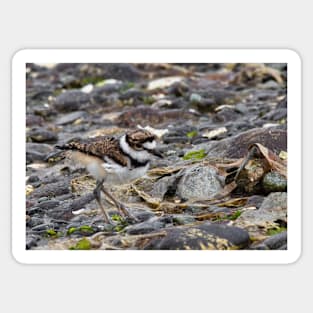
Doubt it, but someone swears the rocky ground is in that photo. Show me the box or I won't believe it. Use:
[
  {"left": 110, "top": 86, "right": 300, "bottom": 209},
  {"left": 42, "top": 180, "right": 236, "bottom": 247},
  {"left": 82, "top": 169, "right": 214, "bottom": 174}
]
[{"left": 25, "top": 63, "right": 287, "bottom": 250}]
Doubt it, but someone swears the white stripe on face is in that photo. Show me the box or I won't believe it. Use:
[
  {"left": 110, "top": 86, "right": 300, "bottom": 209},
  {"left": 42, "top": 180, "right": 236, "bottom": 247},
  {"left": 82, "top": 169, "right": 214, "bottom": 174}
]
[
  {"left": 119, "top": 135, "right": 150, "bottom": 163},
  {"left": 143, "top": 140, "right": 156, "bottom": 150}
]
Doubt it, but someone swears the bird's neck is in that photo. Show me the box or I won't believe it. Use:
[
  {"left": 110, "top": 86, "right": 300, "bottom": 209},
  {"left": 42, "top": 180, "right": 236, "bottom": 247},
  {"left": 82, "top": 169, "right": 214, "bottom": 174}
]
[{"left": 119, "top": 135, "right": 150, "bottom": 167}]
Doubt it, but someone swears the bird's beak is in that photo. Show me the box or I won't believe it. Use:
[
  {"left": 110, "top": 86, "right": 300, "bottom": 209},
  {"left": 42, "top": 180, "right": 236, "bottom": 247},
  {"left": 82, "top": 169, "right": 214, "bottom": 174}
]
[{"left": 149, "top": 148, "right": 164, "bottom": 158}]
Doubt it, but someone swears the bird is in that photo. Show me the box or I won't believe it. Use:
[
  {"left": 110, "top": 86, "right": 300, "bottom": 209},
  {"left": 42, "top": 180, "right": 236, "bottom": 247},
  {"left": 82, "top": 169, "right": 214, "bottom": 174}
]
[{"left": 56, "top": 129, "right": 162, "bottom": 224}]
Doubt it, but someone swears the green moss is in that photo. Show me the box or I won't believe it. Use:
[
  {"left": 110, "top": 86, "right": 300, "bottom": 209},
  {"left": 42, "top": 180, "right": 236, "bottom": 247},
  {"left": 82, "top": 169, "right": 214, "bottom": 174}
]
[
  {"left": 228, "top": 210, "right": 242, "bottom": 220},
  {"left": 111, "top": 214, "right": 123, "bottom": 222},
  {"left": 67, "top": 225, "right": 95, "bottom": 235},
  {"left": 266, "top": 227, "right": 287, "bottom": 236},
  {"left": 142, "top": 96, "right": 155, "bottom": 105},
  {"left": 186, "top": 130, "right": 198, "bottom": 139},
  {"left": 111, "top": 214, "right": 128, "bottom": 232},
  {"left": 81, "top": 76, "right": 105, "bottom": 86},
  {"left": 119, "top": 82, "right": 135, "bottom": 93},
  {"left": 45, "top": 229, "right": 62, "bottom": 238},
  {"left": 67, "top": 227, "right": 77, "bottom": 235},
  {"left": 46, "top": 229, "right": 57, "bottom": 236},
  {"left": 183, "top": 149, "right": 206, "bottom": 160},
  {"left": 79, "top": 225, "right": 94, "bottom": 234},
  {"left": 69, "top": 238, "right": 91, "bottom": 250}
]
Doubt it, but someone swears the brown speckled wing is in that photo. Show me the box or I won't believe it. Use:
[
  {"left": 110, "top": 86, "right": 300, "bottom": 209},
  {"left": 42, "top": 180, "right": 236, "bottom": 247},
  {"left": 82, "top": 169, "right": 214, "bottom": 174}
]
[{"left": 57, "top": 136, "right": 128, "bottom": 166}]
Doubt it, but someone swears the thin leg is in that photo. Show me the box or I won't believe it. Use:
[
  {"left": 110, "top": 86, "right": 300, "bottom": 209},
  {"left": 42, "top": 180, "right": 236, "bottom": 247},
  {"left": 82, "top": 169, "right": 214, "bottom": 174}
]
[
  {"left": 93, "top": 180, "right": 111, "bottom": 224},
  {"left": 101, "top": 185, "right": 138, "bottom": 222}
]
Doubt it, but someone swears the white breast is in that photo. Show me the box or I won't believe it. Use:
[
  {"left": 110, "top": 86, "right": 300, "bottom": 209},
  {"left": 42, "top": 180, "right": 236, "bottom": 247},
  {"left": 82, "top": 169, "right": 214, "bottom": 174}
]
[{"left": 102, "top": 161, "right": 149, "bottom": 184}]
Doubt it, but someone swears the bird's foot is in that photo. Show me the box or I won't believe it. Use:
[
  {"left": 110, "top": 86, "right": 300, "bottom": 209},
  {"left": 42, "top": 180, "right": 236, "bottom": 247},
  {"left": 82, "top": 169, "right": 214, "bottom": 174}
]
[{"left": 117, "top": 203, "right": 139, "bottom": 223}]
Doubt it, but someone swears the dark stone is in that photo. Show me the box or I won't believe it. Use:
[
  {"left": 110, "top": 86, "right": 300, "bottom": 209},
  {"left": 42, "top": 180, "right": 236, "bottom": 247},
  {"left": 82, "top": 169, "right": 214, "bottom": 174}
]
[
  {"left": 119, "top": 88, "right": 146, "bottom": 102},
  {"left": 27, "top": 128, "right": 58, "bottom": 143},
  {"left": 253, "top": 231, "right": 287, "bottom": 250},
  {"left": 263, "top": 108, "right": 287, "bottom": 121},
  {"left": 48, "top": 193, "right": 95, "bottom": 220},
  {"left": 26, "top": 234, "right": 41, "bottom": 250},
  {"left": 126, "top": 217, "right": 168, "bottom": 235},
  {"left": 276, "top": 97, "right": 287, "bottom": 109},
  {"left": 162, "top": 125, "right": 197, "bottom": 144},
  {"left": 27, "top": 217, "right": 45, "bottom": 228},
  {"left": 262, "top": 231, "right": 287, "bottom": 249},
  {"left": 213, "top": 107, "right": 242, "bottom": 123},
  {"left": 143, "top": 223, "right": 250, "bottom": 250},
  {"left": 26, "top": 114, "right": 44, "bottom": 127},
  {"left": 30, "top": 180, "right": 71, "bottom": 199},
  {"left": 37, "top": 199, "right": 60, "bottom": 210},
  {"left": 203, "top": 127, "right": 287, "bottom": 158},
  {"left": 101, "top": 63, "right": 142, "bottom": 81},
  {"left": 246, "top": 195, "right": 265, "bottom": 209},
  {"left": 90, "top": 85, "right": 121, "bottom": 104},
  {"left": 26, "top": 143, "right": 53, "bottom": 163},
  {"left": 27, "top": 175, "right": 40, "bottom": 183},
  {"left": 31, "top": 223, "right": 54, "bottom": 233},
  {"left": 54, "top": 90, "right": 90, "bottom": 112},
  {"left": 131, "top": 209, "right": 155, "bottom": 223}
]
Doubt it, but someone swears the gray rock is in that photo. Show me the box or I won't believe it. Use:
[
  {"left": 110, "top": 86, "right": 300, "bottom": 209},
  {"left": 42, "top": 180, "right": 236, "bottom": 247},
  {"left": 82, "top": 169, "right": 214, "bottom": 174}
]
[
  {"left": 176, "top": 165, "right": 224, "bottom": 201},
  {"left": 54, "top": 90, "right": 90, "bottom": 112},
  {"left": 27, "top": 127, "right": 58, "bottom": 143},
  {"left": 233, "top": 192, "right": 287, "bottom": 237},
  {"left": 151, "top": 175, "right": 177, "bottom": 200},
  {"left": 55, "top": 111, "right": 87, "bottom": 125},
  {"left": 260, "top": 192, "right": 287, "bottom": 210}
]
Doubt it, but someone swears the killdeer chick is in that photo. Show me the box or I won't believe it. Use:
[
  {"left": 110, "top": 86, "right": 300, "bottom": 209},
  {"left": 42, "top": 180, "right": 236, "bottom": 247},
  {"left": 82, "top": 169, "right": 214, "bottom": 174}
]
[{"left": 56, "top": 129, "right": 162, "bottom": 224}]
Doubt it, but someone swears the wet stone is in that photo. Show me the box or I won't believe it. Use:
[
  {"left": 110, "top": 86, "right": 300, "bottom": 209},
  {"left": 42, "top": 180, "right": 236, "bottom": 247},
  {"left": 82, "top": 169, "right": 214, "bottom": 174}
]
[{"left": 143, "top": 223, "right": 250, "bottom": 250}]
